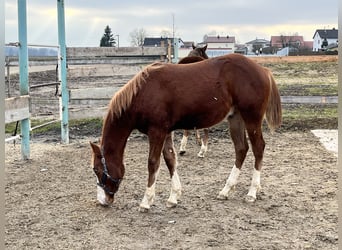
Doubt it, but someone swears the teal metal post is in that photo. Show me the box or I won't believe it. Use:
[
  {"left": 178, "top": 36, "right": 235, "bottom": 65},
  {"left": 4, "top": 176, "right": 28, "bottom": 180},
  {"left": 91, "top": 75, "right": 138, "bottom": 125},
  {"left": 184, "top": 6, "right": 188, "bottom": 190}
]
[
  {"left": 18, "top": 0, "right": 30, "bottom": 159},
  {"left": 172, "top": 38, "right": 179, "bottom": 63},
  {"left": 57, "top": 0, "right": 69, "bottom": 143}
]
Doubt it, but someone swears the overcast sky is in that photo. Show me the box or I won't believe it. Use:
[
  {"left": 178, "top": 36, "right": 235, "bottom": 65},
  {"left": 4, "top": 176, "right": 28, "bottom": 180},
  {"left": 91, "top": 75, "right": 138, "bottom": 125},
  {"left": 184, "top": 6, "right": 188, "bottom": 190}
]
[{"left": 5, "top": 0, "right": 338, "bottom": 47}]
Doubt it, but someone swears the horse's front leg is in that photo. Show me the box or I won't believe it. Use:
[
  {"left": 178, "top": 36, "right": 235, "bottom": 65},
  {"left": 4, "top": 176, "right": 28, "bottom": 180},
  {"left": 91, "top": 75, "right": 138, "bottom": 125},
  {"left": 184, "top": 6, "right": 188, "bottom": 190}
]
[
  {"left": 139, "top": 132, "right": 165, "bottom": 212},
  {"left": 163, "top": 132, "right": 182, "bottom": 208}
]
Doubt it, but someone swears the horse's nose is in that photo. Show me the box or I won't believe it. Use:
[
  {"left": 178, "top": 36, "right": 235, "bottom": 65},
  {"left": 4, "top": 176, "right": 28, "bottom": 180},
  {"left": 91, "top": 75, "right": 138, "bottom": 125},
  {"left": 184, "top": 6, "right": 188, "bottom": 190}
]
[{"left": 97, "top": 186, "right": 114, "bottom": 206}]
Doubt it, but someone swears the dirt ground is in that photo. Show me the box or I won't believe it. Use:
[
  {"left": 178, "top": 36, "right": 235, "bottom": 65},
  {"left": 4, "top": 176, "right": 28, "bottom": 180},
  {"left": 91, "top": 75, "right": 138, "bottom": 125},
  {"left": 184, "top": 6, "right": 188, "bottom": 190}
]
[
  {"left": 5, "top": 127, "right": 337, "bottom": 249},
  {"left": 5, "top": 55, "right": 338, "bottom": 249}
]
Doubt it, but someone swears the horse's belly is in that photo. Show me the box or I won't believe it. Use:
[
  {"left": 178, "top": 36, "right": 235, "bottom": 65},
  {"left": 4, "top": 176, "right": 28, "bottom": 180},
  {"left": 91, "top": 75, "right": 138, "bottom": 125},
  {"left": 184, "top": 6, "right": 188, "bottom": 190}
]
[{"left": 174, "top": 108, "right": 230, "bottom": 130}]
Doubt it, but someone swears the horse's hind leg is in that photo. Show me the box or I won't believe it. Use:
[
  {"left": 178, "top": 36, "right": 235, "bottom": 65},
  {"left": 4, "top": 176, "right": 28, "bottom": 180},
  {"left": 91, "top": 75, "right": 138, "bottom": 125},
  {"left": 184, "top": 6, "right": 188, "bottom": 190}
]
[
  {"left": 163, "top": 132, "right": 182, "bottom": 208},
  {"left": 179, "top": 130, "right": 189, "bottom": 155},
  {"left": 245, "top": 123, "right": 265, "bottom": 202},
  {"left": 197, "top": 129, "right": 209, "bottom": 158},
  {"left": 218, "top": 112, "right": 249, "bottom": 199}
]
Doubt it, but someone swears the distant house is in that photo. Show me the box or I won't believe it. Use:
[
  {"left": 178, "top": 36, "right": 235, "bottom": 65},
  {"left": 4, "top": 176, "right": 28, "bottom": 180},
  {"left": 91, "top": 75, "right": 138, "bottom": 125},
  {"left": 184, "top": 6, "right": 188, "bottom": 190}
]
[
  {"left": 179, "top": 41, "right": 195, "bottom": 58},
  {"left": 143, "top": 37, "right": 184, "bottom": 48},
  {"left": 271, "top": 35, "right": 305, "bottom": 49},
  {"left": 198, "top": 35, "right": 235, "bottom": 57},
  {"left": 270, "top": 35, "right": 313, "bottom": 53},
  {"left": 181, "top": 41, "right": 194, "bottom": 49},
  {"left": 312, "top": 28, "right": 338, "bottom": 51},
  {"left": 245, "top": 38, "right": 270, "bottom": 54}
]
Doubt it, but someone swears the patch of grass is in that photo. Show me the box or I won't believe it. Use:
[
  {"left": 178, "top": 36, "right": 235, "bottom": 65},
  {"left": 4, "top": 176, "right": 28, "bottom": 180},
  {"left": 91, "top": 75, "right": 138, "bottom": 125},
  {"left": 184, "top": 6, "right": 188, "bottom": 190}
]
[
  {"left": 263, "top": 61, "right": 338, "bottom": 96},
  {"left": 5, "top": 118, "right": 103, "bottom": 136},
  {"left": 282, "top": 104, "right": 337, "bottom": 119},
  {"left": 278, "top": 84, "right": 338, "bottom": 96},
  {"left": 279, "top": 104, "right": 337, "bottom": 131}
]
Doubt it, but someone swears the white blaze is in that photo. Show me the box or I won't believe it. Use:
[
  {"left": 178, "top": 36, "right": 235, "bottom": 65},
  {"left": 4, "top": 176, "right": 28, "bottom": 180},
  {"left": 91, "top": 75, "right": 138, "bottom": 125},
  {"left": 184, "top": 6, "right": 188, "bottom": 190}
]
[{"left": 96, "top": 176, "right": 110, "bottom": 206}]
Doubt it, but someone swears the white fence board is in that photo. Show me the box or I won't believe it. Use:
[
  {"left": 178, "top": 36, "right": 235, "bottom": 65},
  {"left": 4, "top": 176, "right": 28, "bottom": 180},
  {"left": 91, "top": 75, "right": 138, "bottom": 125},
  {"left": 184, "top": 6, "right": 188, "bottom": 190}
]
[{"left": 5, "top": 95, "right": 30, "bottom": 123}]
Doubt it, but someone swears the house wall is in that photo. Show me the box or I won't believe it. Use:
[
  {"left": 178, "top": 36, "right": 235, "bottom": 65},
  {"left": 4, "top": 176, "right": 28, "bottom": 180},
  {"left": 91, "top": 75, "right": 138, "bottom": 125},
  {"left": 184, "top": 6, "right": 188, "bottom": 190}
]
[
  {"left": 207, "top": 42, "right": 234, "bottom": 50},
  {"left": 313, "top": 33, "right": 338, "bottom": 51}
]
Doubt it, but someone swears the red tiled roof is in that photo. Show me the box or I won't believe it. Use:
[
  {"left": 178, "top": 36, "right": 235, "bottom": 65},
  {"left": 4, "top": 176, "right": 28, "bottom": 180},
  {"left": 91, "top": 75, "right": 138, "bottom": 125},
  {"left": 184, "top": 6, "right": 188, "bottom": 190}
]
[{"left": 270, "top": 35, "right": 304, "bottom": 48}]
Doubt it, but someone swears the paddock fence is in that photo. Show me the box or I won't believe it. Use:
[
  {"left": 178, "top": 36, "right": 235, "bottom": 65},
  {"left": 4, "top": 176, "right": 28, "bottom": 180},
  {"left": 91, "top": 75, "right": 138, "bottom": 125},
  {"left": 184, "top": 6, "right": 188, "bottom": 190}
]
[{"left": 67, "top": 47, "right": 168, "bottom": 120}]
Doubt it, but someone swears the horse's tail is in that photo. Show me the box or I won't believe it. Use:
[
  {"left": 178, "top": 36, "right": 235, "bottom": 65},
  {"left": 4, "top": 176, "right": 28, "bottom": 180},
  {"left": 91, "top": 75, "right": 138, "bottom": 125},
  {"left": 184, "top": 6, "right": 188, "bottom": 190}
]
[{"left": 265, "top": 69, "right": 282, "bottom": 132}]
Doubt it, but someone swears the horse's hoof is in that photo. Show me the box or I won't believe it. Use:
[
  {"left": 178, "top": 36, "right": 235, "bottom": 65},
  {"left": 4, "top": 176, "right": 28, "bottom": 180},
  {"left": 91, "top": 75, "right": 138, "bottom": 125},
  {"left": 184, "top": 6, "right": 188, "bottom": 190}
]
[
  {"left": 139, "top": 204, "right": 150, "bottom": 212},
  {"left": 139, "top": 206, "right": 150, "bottom": 213},
  {"left": 179, "top": 150, "right": 186, "bottom": 156},
  {"left": 197, "top": 152, "right": 205, "bottom": 158},
  {"left": 217, "top": 193, "right": 228, "bottom": 200},
  {"left": 166, "top": 200, "right": 177, "bottom": 208},
  {"left": 245, "top": 195, "right": 256, "bottom": 203}
]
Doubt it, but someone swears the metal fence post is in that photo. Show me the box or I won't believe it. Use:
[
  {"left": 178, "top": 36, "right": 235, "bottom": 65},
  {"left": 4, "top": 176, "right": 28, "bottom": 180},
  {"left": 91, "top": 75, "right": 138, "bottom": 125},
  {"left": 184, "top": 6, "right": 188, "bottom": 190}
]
[
  {"left": 57, "top": 0, "right": 69, "bottom": 143},
  {"left": 17, "top": 0, "right": 30, "bottom": 159}
]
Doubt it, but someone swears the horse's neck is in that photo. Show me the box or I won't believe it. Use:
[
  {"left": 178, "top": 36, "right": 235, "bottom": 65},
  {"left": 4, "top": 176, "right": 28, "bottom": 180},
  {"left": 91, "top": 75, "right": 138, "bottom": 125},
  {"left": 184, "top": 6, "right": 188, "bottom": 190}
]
[{"left": 101, "top": 118, "right": 133, "bottom": 166}]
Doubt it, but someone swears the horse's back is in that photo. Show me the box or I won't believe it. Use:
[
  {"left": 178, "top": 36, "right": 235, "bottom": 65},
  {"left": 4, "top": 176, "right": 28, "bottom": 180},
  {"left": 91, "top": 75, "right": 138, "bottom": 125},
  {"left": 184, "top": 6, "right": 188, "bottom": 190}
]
[{"left": 129, "top": 54, "right": 274, "bottom": 130}]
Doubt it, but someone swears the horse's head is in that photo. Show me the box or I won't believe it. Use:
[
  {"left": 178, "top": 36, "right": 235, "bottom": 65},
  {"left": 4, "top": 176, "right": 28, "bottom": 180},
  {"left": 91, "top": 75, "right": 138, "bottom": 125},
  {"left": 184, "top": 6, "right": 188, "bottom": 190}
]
[
  {"left": 90, "top": 142, "right": 123, "bottom": 206},
  {"left": 189, "top": 44, "right": 208, "bottom": 59}
]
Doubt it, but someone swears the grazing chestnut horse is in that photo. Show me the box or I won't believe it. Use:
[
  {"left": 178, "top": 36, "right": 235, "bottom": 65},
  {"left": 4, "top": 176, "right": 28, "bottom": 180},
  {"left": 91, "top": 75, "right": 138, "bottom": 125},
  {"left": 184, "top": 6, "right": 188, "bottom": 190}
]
[
  {"left": 90, "top": 53, "right": 282, "bottom": 212},
  {"left": 178, "top": 44, "right": 210, "bottom": 158}
]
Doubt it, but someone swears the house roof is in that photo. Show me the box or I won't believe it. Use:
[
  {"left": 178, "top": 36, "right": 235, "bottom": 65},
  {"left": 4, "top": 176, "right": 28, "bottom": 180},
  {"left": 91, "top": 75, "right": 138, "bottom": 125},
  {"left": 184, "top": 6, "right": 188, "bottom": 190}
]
[
  {"left": 270, "top": 35, "right": 306, "bottom": 48},
  {"left": 143, "top": 37, "right": 174, "bottom": 47},
  {"left": 246, "top": 38, "right": 270, "bottom": 45},
  {"left": 181, "top": 41, "right": 194, "bottom": 48},
  {"left": 271, "top": 35, "right": 304, "bottom": 44},
  {"left": 203, "top": 35, "right": 235, "bottom": 43},
  {"left": 313, "top": 28, "right": 338, "bottom": 39}
]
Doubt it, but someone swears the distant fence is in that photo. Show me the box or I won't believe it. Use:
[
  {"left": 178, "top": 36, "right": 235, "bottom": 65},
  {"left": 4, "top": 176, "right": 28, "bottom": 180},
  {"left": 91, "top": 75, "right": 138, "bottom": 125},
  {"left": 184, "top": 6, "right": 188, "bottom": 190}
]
[
  {"left": 67, "top": 46, "right": 168, "bottom": 65},
  {"left": 6, "top": 50, "right": 337, "bottom": 123},
  {"left": 69, "top": 87, "right": 119, "bottom": 120},
  {"left": 67, "top": 47, "right": 169, "bottom": 120}
]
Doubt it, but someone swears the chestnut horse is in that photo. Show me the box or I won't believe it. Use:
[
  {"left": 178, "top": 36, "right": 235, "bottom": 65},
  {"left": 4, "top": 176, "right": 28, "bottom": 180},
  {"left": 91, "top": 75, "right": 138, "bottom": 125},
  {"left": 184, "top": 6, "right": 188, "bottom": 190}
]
[
  {"left": 90, "top": 53, "right": 282, "bottom": 212},
  {"left": 178, "top": 44, "right": 210, "bottom": 158}
]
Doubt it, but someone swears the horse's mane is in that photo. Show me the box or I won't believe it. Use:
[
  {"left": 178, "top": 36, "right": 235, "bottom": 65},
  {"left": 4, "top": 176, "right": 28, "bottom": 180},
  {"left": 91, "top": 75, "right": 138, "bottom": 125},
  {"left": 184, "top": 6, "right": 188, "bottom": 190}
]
[{"left": 107, "top": 62, "right": 163, "bottom": 120}]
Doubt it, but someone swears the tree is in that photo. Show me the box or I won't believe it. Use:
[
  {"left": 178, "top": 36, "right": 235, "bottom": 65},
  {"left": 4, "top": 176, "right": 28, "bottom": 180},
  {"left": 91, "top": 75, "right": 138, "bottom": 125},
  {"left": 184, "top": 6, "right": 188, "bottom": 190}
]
[
  {"left": 129, "top": 28, "right": 147, "bottom": 47},
  {"left": 160, "top": 30, "right": 172, "bottom": 38},
  {"left": 100, "top": 25, "right": 116, "bottom": 47}
]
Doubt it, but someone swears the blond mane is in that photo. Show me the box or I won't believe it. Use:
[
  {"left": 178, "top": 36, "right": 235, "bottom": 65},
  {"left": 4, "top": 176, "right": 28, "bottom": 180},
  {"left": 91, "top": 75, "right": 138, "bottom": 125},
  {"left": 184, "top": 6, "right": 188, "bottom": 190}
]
[{"left": 107, "top": 62, "right": 163, "bottom": 120}]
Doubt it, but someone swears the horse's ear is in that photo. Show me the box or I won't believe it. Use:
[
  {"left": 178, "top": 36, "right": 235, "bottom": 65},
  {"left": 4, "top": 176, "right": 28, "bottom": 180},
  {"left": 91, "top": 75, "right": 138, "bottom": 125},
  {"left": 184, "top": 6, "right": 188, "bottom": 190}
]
[
  {"left": 192, "top": 43, "right": 196, "bottom": 49},
  {"left": 203, "top": 44, "right": 207, "bottom": 51},
  {"left": 90, "top": 141, "right": 101, "bottom": 156}
]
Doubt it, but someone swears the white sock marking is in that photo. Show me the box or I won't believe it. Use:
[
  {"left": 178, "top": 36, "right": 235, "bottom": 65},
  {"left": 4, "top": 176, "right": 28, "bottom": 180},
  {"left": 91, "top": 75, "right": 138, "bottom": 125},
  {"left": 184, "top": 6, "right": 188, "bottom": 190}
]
[
  {"left": 247, "top": 169, "right": 261, "bottom": 201},
  {"left": 140, "top": 169, "right": 160, "bottom": 210},
  {"left": 140, "top": 183, "right": 156, "bottom": 209},
  {"left": 218, "top": 165, "right": 240, "bottom": 198},
  {"left": 167, "top": 170, "right": 182, "bottom": 206},
  {"left": 197, "top": 142, "right": 208, "bottom": 158},
  {"left": 180, "top": 135, "right": 188, "bottom": 152}
]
